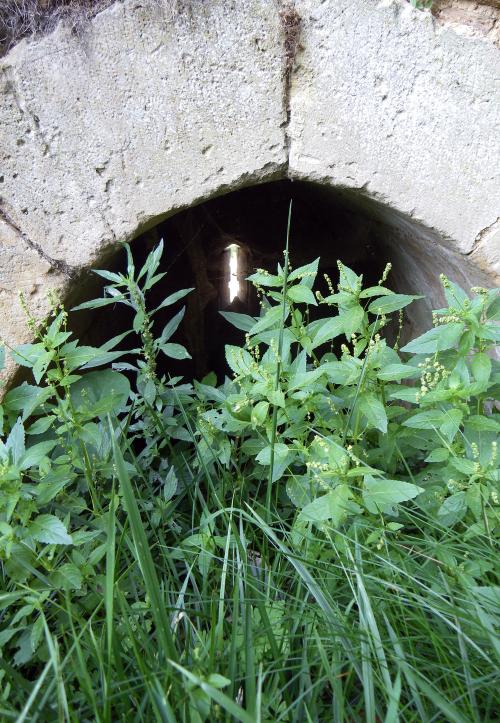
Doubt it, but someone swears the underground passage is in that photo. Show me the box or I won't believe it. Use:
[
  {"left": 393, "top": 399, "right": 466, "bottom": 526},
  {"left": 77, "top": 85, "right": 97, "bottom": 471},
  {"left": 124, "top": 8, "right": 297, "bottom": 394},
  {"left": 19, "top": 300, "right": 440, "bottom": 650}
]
[{"left": 72, "top": 179, "right": 427, "bottom": 381}]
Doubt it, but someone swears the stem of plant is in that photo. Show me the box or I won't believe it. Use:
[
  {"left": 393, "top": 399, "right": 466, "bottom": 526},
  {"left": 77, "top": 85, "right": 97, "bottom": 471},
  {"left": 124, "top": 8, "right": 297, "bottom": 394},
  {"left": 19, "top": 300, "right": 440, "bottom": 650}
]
[{"left": 266, "top": 199, "right": 292, "bottom": 522}]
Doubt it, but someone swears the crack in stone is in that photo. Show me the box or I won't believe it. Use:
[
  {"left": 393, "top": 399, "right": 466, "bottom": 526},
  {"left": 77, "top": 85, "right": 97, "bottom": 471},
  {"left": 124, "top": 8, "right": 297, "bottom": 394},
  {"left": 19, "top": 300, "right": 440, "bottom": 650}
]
[
  {"left": 0, "top": 204, "right": 78, "bottom": 278},
  {"left": 277, "top": 0, "right": 302, "bottom": 167},
  {"left": 467, "top": 215, "right": 500, "bottom": 255}
]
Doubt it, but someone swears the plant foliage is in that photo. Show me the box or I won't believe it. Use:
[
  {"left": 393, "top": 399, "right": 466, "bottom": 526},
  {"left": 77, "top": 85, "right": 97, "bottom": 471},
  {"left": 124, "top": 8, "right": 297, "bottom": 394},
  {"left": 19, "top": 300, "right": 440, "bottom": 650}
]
[{"left": 0, "top": 237, "right": 498, "bottom": 721}]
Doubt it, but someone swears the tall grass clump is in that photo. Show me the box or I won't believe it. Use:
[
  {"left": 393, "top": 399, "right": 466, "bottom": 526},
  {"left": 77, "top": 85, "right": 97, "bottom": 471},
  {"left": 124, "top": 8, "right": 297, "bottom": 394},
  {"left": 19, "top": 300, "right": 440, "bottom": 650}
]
[{"left": 0, "top": 218, "right": 498, "bottom": 721}]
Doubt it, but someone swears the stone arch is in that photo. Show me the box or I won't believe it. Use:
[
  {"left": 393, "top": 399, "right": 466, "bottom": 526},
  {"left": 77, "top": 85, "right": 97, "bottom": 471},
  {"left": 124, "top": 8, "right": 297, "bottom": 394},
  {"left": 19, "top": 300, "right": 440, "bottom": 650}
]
[{"left": 1, "top": 0, "right": 498, "bottom": 380}]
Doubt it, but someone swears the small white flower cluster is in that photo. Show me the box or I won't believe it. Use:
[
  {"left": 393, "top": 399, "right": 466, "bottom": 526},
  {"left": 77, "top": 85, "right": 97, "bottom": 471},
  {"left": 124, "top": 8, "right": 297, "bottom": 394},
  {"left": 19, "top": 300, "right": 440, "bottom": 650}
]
[
  {"left": 490, "top": 440, "right": 497, "bottom": 467},
  {"left": 376, "top": 537, "right": 385, "bottom": 551},
  {"left": 416, "top": 357, "right": 449, "bottom": 402},
  {"left": 197, "top": 412, "right": 216, "bottom": 437},
  {"left": 323, "top": 273, "right": 335, "bottom": 296},
  {"left": 269, "top": 338, "right": 282, "bottom": 364},
  {"left": 447, "top": 478, "right": 467, "bottom": 493},
  {"left": 306, "top": 460, "right": 330, "bottom": 472},
  {"left": 378, "top": 262, "right": 392, "bottom": 286},
  {"left": 345, "top": 444, "right": 361, "bottom": 467},
  {"left": 432, "top": 311, "right": 462, "bottom": 326}
]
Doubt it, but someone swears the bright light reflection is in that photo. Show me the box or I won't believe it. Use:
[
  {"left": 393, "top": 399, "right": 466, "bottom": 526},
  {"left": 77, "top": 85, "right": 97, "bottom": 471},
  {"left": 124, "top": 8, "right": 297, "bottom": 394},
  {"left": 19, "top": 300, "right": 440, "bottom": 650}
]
[{"left": 227, "top": 243, "right": 240, "bottom": 302}]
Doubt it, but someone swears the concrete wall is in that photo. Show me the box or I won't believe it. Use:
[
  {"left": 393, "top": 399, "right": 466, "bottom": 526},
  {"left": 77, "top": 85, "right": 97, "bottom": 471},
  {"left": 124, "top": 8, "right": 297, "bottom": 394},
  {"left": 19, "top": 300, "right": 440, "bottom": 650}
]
[{"left": 0, "top": 0, "right": 498, "bottom": 377}]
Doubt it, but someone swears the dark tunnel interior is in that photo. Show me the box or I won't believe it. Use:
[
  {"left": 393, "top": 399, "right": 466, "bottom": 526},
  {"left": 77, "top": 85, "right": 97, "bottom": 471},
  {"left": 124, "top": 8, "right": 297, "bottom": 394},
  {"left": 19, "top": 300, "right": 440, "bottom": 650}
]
[{"left": 73, "top": 180, "right": 395, "bottom": 382}]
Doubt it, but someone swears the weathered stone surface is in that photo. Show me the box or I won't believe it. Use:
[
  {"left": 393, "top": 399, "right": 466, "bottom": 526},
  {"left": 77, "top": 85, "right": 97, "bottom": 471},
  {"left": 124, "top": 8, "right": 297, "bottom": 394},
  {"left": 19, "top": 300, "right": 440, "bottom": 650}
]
[
  {"left": 0, "top": 0, "right": 498, "bottom": 382},
  {"left": 432, "top": 0, "right": 500, "bottom": 47},
  {"left": 290, "top": 0, "right": 500, "bottom": 260},
  {"left": 0, "top": 0, "right": 287, "bottom": 270}
]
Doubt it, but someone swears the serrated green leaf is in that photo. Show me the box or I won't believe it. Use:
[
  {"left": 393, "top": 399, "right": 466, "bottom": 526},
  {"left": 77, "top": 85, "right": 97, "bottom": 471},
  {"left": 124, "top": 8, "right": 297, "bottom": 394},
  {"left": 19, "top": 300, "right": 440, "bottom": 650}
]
[
  {"left": 247, "top": 271, "right": 283, "bottom": 287},
  {"left": 160, "top": 343, "right": 191, "bottom": 360},
  {"left": 465, "top": 484, "right": 484, "bottom": 522},
  {"left": 255, "top": 443, "right": 289, "bottom": 465},
  {"left": 157, "top": 307, "right": 185, "bottom": 344},
  {"left": 363, "top": 477, "right": 423, "bottom": 514},
  {"left": 401, "top": 323, "right": 465, "bottom": 354},
  {"left": 440, "top": 409, "right": 463, "bottom": 442},
  {"left": 219, "top": 311, "right": 257, "bottom": 332},
  {"left": 471, "top": 352, "right": 492, "bottom": 384},
  {"left": 322, "top": 360, "right": 361, "bottom": 385},
  {"left": 287, "top": 285, "right": 317, "bottom": 306},
  {"left": 358, "top": 394, "right": 388, "bottom": 433},
  {"left": 225, "top": 346, "right": 254, "bottom": 376},
  {"left": 337, "top": 262, "right": 361, "bottom": 292},
  {"left": 29, "top": 515, "right": 72, "bottom": 545},
  {"left": 425, "top": 448, "right": 449, "bottom": 463},
  {"left": 403, "top": 410, "right": 444, "bottom": 430},
  {"left": 250, "top": 305, "right": 285, "bottom": 335},
  {"left": 50, "top": 563, "right": 82, "bottom": 590},
  {"left": 7, "top": 418, "right": 25, "bottom": 466},
  {"left": 143, "top": 379, "right": 156, "bottom": 405},
  {"left": 465, "top": 415, "right": 500, "bottom": 432},
  {"left": 486, "top": 291, "right": 500, "bottom": 319},
  {"left": 377, "top": 364, "right": 419, "bottom": 382},
  {"left": 300, "top": 485, "right": 360, "bottom": 526},
  {"left": 341, "top": 305, "right": 365, "bottom": 337},
  {"left": 3, "top": 384, "right": 52, "bottom": 421},
  {"left": 20, "top": 441, "right": 56, "bottom": 470},
  {"left": 286, "top": 476, "right": 311, "bottom": 507},
  {"left": 368, "top": 294, "right": 422, "bottom": 315},
  {"left": 70, "top": 370, "right": 130, "bottom": 414},
  {"left": 267, "top": 389, "right": 286, "bottom": 408},
  {"left": 27, "top": 416, "right": 55, "bottom": 435},
  {"left": 310, "top": 316, "right": 345, "bottom": 349},
  {"left": 153, "top": 287, "right": 194, "bottom": 312},
  {"left": 163, "top": 467, "right": 178, "bottom": 502},
  {"left": 72, "top": 295, "right": 127, "bottom": 312},
  {"left": 287, "top": 258, "right": 319, "bottom": 285},
  {"left": 288, "top": 367, "right": 325, "bottom": 391},
  {"left": 60, "top": 345, "right": 102, "bottom": 370},
  {"left": 437, "top": 492, "right": 467, "bottom": 526},
  {"left": 443, "top": 280, "right": 469, "bottom": 309},
  {"left": 449, "top": 457, "right": 476, "bottom": 476}
]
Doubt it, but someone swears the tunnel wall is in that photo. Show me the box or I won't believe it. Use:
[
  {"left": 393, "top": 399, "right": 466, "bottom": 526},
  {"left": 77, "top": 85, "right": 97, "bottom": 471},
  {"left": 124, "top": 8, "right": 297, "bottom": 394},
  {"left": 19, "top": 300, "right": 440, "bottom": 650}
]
[{"left": 0, "top": 0, "right": 499, "bottom": 379}]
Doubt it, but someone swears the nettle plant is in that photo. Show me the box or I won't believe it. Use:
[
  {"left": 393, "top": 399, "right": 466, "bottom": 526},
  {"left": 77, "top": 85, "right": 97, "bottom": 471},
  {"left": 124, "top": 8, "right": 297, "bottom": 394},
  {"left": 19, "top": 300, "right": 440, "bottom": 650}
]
[
  {"left": 195, "top": 255, "right": 499, "bottom": 542},
  {"left": 0, "top": 238, "right": 498, "bottom": 669},
  {"left": 0, "top": 243, "right": 195, "bottom": 663}
]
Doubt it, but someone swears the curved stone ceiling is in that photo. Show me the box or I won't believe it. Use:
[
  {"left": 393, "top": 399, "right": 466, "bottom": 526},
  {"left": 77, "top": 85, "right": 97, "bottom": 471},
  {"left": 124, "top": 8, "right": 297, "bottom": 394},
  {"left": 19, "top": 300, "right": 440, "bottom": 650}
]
[{"left": 0, "top": 0, "right": 499, "bottom": 376}]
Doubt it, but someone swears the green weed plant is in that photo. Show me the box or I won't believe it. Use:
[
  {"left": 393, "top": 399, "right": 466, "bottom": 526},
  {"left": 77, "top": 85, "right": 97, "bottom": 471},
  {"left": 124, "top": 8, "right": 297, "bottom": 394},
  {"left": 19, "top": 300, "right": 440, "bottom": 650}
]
[{"left": 0, "top": 234, "right": 498, "bottom": 721}]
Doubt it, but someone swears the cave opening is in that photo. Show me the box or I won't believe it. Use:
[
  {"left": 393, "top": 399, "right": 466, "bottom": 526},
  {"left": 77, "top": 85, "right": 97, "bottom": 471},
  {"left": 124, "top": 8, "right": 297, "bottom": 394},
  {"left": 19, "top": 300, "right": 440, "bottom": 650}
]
[{"left": 75, "top": 180, "right": 406, "bottom": 382}]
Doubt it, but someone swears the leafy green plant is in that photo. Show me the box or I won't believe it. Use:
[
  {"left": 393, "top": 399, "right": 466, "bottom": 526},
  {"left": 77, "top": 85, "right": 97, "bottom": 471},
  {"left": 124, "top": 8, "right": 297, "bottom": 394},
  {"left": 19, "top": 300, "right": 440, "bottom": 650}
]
[
  {"left": 0, "top": 236, "right": 498, "bottom": 721},
  {"left": 198, "top": 254, "right": 499, "bottom": 544}
]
